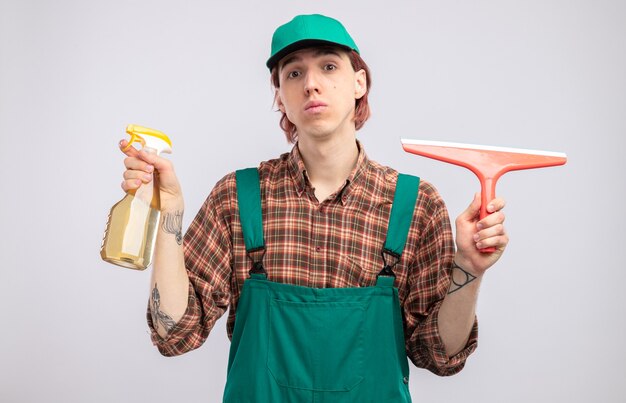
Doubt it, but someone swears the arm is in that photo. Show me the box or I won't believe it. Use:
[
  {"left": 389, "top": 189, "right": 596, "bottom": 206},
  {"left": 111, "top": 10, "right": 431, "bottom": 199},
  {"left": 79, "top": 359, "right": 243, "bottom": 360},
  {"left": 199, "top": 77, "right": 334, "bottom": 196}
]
[
  {"left": 438, "top": 193, "right": 508, "bottom": 357},
  {"left": 403, "top": 183, "right": 469, "bottom": 376},
  {"left": 120, "top": 141, "right": 232, "bottom": 355},
  {"left": 147, "top": 190, "right": 233, "bottom": 356},
  {"left": 403, "top": 185, "right": 507, "bottom": 376},
  {"left": 150, "top": 205, "right": 189, "bottom": 339},
  {"left": 120, "top": 140, "right": 190, "bottom": 339}
]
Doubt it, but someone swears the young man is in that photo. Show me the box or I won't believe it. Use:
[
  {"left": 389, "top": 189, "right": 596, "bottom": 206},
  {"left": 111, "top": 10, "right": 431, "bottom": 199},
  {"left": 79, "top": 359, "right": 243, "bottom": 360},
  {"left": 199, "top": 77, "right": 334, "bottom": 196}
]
[{"left": 120, "top": 14, "right": 508, "bottom": 402}]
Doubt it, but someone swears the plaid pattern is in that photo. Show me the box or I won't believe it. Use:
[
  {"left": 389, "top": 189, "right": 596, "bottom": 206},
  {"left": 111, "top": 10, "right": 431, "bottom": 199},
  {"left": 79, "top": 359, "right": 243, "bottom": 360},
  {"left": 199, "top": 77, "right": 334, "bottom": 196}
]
[{"left": 148, "top": 142, "right": 478, "bottom": 376}]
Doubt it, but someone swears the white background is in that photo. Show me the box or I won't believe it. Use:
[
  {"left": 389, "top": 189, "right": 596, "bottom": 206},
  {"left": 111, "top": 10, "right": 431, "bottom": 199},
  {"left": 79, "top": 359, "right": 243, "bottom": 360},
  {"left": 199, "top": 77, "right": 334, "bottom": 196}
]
[{"left": 1, "top": 0, "right": 624, "bottom": 402}]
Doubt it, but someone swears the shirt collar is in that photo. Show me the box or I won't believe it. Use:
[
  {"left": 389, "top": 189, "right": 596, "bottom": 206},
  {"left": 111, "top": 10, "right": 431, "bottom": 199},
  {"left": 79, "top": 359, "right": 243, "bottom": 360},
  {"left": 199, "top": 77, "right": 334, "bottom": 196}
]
[{"left": 287, "top": 140, "right": 369, "bottom": 204}]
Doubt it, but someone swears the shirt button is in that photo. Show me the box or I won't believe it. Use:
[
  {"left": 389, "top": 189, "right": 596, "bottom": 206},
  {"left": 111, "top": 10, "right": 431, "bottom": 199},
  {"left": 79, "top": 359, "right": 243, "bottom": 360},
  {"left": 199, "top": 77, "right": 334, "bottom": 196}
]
[
  {"left": 403, "top": 376, "right": 409, "bottom": 384},
  {"left": 315, "top": 246, "right": 321, "bottom": 252}
]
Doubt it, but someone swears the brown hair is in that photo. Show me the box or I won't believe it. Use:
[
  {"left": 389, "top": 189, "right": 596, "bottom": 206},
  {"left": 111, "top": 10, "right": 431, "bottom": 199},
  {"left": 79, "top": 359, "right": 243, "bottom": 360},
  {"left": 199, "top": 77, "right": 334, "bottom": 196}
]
[{"left": 270, "top": 49, "right": 372, "bottom": 144}]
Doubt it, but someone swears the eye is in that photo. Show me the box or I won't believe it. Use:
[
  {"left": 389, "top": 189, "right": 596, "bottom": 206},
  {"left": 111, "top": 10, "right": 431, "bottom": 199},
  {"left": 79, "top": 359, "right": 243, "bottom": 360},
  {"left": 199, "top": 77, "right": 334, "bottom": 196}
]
[
  {"left": 324, "top": 64, "right": 337, "bottom": 71},
  {"left": 287, "top": 70, "right": 301, "bottom": 79}
]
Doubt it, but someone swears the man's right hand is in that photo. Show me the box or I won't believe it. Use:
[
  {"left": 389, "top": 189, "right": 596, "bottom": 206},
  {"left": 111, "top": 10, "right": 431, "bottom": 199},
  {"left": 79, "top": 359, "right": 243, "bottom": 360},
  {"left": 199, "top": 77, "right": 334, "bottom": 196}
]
[{"left": 119, "top": 139, "right": 184, "bottom": 210}]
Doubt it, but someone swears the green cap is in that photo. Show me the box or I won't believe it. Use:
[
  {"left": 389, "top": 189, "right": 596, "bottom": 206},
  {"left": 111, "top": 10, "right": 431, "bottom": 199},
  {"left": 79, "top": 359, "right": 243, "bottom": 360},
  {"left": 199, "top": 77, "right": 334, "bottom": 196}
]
[{"left": 267, "top": 14, "right": 360, "bottom": 71}]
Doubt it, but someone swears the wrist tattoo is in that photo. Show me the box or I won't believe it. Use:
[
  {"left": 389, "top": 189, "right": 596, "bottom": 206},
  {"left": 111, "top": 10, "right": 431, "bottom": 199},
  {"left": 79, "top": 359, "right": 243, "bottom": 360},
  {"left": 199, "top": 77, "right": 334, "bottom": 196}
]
[
  {"left": 448, "top": 261, "right": 477, "bottom": 294},
  {"left": 162, "top": 210, "right": 183, "bottom": 245},
  {"left": 151, "top": 283, "right": 176, "bottom": 333}
]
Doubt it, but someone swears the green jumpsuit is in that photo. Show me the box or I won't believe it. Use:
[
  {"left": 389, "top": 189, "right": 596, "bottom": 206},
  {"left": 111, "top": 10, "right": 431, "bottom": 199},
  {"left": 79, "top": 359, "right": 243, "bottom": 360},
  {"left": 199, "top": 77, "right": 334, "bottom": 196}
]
[{"left": 222, "top": 168, "right": 420, "bottom": 403}]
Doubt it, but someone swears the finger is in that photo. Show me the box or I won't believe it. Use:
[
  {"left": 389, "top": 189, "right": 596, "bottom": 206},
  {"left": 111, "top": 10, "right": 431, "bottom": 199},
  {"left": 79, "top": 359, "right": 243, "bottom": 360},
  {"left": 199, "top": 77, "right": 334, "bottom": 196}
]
[
  {"left": 486, "top": 197, "right": 506, "bottom": 214},
  {"left": 121, "top": 178, "right": 143, "bottom": 192},
  {"left": 123, "top": 169, "right": 153, "bottom": 183},
  {"left": 124, "top": 156, "right": 155, "bottom": 173},
  {"left": 476, "top": 233, "right": 509, "bottom": 250},
  {"left": 136, "top": 149, "right": 173, "bottom": 173},
  {"left": 473, "top": 223, "right": 506, "bottom": 242},
  {"left": 119, "top": 139, "right": 140, "bottom": 157},
  {"left": 119, "top": 141, "right": 160, "bottom": 168},
  {"left": 477, "top": 211, "right": 505, "bottom": 230}
]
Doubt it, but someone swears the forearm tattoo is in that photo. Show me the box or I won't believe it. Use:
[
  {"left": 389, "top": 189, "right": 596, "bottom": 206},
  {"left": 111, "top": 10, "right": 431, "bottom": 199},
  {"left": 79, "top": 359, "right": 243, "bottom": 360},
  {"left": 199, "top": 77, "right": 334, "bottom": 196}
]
[
  {"left": 162, "top": 210, "right": 183, "bottom": 245},
  {"left": 151, "top": 283, "right": 176, "bottom": 333},
  {"left": 448, "top": 262, "right": 477, "bottom": 294}
]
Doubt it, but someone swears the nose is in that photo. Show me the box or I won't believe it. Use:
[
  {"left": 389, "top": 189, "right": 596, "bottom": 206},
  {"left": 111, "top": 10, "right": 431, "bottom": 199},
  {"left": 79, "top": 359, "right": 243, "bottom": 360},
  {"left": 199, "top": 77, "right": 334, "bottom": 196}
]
[{"left": 303, "top": 71, "right": 321, "bottom": 95}]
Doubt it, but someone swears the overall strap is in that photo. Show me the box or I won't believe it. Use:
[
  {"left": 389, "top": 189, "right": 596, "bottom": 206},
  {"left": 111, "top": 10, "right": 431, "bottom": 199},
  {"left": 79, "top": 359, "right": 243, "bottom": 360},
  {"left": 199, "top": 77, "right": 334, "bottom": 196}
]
[
  {"left": 235, "top": 168, "right": 267, "bottom": 276},
  {"left": 377, "top": 173, "right": 420, "bottom": 282}
]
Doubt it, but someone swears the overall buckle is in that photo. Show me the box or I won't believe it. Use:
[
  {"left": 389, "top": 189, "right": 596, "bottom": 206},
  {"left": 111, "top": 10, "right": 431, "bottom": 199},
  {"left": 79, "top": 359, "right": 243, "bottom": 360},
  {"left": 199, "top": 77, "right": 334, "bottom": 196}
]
[
  {"left": 377, "top": 249, "right": 400, "bottom": 278},
  {"left": 247, "top": 246, "right": 267, "bottom": 276}
]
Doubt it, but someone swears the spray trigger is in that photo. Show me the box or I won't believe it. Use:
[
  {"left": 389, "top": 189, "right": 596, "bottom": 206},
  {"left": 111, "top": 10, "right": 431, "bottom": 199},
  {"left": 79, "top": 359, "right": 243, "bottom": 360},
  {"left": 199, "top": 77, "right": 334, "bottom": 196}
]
[{"left": 123, "top": 124, "right": 172, "bottom": 155}]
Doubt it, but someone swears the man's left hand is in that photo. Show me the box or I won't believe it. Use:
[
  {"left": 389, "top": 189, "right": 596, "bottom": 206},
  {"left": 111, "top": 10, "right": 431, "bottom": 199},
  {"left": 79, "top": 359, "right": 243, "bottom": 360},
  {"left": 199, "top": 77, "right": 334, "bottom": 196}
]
[{"left": 454, "top": 193, "right": 509, "bottom": 276}]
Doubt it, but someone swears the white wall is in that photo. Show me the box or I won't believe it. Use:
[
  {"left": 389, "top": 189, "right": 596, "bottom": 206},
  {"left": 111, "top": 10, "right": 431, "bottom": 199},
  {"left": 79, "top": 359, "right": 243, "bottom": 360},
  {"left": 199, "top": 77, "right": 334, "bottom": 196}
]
[{"left": 1, "top": 0, "right": 624, "bottom": 402}]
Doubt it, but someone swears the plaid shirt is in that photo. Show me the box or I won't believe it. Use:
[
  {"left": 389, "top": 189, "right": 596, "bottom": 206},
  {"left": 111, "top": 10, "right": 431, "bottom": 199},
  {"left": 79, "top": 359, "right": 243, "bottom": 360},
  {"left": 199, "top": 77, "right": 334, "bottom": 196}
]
[{"left": 148, "top": 142, "right": 478, "bottom": 376}]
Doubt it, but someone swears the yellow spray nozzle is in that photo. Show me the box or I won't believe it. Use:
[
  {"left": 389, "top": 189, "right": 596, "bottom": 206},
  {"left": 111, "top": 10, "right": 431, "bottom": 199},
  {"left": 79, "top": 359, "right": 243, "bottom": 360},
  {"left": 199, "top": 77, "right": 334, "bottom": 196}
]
[{"left": 123, "top": 124, "right": 173, "bottom": 155}]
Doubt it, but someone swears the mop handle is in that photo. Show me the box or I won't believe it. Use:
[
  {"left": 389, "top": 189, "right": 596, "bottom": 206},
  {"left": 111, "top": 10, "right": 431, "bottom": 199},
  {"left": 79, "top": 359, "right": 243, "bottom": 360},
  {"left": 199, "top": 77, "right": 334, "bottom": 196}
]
[{"left": 478, "top": 177, "right": 498, "bottom": 253}]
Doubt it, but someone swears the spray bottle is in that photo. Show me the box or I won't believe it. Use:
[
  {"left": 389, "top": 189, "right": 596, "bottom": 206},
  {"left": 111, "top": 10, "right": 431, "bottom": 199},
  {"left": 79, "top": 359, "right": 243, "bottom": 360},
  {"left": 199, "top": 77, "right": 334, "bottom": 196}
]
[{"left": 100, "top": 124, "right": 172, "bottom": 270}]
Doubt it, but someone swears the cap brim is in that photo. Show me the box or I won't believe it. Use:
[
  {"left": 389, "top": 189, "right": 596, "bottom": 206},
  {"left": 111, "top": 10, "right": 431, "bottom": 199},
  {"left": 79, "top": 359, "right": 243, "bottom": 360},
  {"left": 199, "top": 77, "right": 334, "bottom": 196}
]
[{"left": 266, "top": 39, "right": 352, "bottom": 70}]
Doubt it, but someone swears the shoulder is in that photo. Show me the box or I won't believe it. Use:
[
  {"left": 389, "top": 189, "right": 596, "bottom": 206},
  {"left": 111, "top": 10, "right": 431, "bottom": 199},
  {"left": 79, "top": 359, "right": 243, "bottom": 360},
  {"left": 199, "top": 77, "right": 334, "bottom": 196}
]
[
  {"left": 206, "top": 151, "right": 291, "bottom": 206},
  {"left": 365, "top": 159, "right": 445, "bottom": 206},
  {"left": 367, "top": 158, "right": 397, "bottom": 184},
  {"left": 209, "top": 171, "right": 237, "bottom": 204},
  {"left": 417, "top": 180, "right": 447, "bottom": 213},
  {"left": 365, "top": 161, "right": 453, "bottom": 261},
  {"left": 257, "top": 152, "right": 292, "bottom": 182},
  {"left": 365, "top": 158, "right": 449, "bottom": 232}
]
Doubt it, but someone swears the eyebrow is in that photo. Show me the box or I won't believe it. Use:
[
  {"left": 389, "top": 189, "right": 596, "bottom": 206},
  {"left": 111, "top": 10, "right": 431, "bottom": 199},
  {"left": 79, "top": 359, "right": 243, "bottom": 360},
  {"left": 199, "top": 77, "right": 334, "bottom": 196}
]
[{"left": 279, "top": 48, "right": 344, "bottom": 71}]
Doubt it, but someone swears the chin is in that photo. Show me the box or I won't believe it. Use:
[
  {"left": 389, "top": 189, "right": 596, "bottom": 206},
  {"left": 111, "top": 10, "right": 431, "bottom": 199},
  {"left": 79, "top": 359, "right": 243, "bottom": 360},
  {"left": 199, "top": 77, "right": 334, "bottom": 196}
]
[{"left": 299, "top": 125, "right": 335, "bottom": 140}]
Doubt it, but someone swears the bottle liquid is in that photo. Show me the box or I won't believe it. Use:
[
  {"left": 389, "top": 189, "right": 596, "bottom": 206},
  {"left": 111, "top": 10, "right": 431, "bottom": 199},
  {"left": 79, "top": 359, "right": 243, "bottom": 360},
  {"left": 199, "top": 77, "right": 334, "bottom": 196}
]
[{"left": 100, "top": 124, "right": 173, "bottom": 270}]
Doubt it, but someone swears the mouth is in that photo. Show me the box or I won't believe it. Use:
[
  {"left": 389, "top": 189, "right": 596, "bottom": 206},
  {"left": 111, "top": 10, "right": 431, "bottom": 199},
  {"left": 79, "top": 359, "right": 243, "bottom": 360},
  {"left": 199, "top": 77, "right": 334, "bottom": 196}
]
[{"left": 304, "top": 101, "right": 328, "bottom": 113}]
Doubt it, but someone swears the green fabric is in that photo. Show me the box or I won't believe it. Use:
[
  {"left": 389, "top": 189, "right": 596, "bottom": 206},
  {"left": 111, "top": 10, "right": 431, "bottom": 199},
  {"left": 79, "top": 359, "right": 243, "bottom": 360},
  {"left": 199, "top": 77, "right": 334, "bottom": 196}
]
[
  {"left": 223, "top": 278, "right": 412, "bottom": 402},
  {"left": 225, "top": 169, "right": 418, "bottom": 401},
  {"left": 267, "top": 14, "right": 360, "bottom": 70},
  {"left": 235, "top": 168, "right": 265, "bottom": 251},
  {"left": 384, "top": 174, "right": 420, "bottom": 256}
]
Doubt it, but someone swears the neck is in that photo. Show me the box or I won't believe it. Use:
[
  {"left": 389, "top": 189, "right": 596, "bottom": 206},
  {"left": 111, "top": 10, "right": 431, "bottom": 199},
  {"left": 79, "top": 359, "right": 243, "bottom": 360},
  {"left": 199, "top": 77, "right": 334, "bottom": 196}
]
[{"left": 297, "top": 132, "right": 359, "bottom": 193}]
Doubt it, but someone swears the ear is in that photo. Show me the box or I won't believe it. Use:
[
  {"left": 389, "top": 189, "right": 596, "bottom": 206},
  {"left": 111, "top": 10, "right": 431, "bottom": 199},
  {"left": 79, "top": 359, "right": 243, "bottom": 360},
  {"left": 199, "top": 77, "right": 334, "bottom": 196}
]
[
  {"left": 274, "top": 90, "right": 286, "bottom": 113},
  {"left": 354, "top": 69, "right": 367, "bottom": 100}
]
